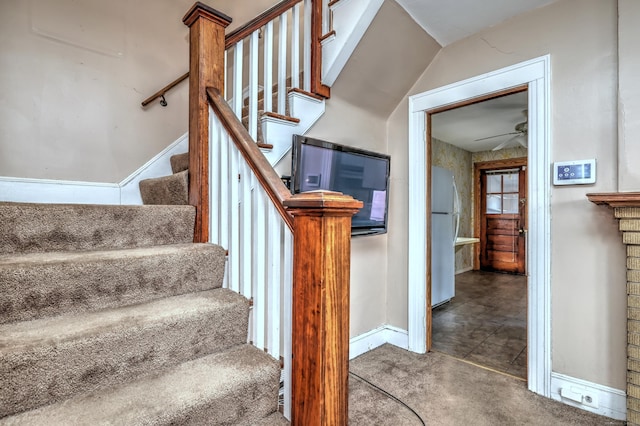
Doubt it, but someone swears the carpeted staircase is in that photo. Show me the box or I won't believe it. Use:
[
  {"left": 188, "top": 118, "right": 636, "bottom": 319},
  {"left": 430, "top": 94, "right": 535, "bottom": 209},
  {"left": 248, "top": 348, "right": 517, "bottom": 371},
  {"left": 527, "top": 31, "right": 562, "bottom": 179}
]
[
  {"left": 140, "top": 153, "right": 190, "bottom": 205},
  {"left": 0, "top": 202, "right": 286, "bottom": 424},
  {"left": 138, "top": 83, "right": 294, "bottom": 205}
]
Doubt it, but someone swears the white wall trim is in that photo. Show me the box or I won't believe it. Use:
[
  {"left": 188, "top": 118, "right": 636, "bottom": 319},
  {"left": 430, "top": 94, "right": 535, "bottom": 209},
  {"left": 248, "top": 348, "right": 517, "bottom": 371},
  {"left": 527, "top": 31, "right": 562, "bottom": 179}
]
[
  {"left": 321, "top": 0, "right": 384, "bottom": 86},
  {"left": 407, "top": 55, "right": 552, "bottom": 398},
  {"left": 0, "top": 176, "right": 120, "bottom": 204},
  {"left": 119, "top": 133, "right": 188, "bottom": 204},
  {"left": 0, "top": 134, "right": 188, "bottom": 205},
  {"left": 550, "top": 372, "right": 626, "bottom": 421},
  {"left": 349, "top": 325, "right": 408, "bottom": 360}
]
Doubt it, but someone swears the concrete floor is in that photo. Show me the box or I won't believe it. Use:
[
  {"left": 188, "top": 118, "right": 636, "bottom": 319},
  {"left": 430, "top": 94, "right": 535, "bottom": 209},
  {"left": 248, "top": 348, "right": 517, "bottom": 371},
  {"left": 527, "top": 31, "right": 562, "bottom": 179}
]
[{"left": 431, "top": 270, "right": 527, "bottom": 379}]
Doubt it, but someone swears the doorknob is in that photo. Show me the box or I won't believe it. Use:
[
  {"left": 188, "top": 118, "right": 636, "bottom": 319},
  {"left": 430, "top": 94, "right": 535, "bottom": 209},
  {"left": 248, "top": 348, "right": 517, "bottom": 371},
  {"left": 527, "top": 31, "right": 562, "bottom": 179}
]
[{"left": 518, "top": 228, "right": 525, "bottom": 235}]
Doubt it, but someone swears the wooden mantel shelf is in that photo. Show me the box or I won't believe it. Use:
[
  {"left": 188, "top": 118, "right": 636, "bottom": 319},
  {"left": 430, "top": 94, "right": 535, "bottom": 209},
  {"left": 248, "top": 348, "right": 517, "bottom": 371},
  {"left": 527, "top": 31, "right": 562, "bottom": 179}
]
[{"left": 587, "top": 192, "right": 640, "bottom": 208}]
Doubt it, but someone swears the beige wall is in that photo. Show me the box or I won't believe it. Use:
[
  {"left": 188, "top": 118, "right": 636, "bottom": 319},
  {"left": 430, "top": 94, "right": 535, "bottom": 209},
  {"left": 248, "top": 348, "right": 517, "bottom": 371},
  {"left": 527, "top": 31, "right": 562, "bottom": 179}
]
[
  {"left": 306, "top": 97, "right": 389, "bottom": 337},
  {"left": 386, "top": 0, "right": 626, "bottom": 389},
  {"left": 618, "top": 0, "right": 640, "bottom": 191},
  {"left": 305, "top": 1, "right": 439, "bottom": 337},
  {"left": 0, "top": 0, "right": 277, "bottom": 182},
  {"left": 328, "top": 0, "right": 441, "bottom": 118}
]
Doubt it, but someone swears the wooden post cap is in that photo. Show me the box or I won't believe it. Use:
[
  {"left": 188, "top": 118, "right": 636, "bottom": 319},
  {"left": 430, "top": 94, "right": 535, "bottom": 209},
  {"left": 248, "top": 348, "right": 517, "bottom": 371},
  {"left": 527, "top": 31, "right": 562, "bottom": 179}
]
[
  {"left": 284, "top": 190, "right": 363, "bottom": 214},
  {"left": 183, "top": 2, "right": 232, "bottom": 27}
]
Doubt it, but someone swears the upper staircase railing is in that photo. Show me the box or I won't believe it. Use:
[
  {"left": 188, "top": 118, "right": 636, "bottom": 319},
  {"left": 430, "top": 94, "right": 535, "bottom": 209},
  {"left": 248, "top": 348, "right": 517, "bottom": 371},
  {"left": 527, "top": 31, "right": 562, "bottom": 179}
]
[
  {"left": 143, "top": 0, "right": 334, "bottom": 109},
  {"left": 224, "top": 0, "right": 307, "bottom": 142},
  {"left": 183, "top": 2, "right": 360, "bottom": 424}
]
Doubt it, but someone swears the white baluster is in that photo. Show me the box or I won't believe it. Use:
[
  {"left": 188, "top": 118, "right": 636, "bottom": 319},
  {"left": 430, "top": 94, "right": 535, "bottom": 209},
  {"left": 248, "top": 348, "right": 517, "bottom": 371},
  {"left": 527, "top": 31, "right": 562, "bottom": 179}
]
[
  {"left": 233, "top": 41, "right": 244, "bottom": 118},
  {"left": 241, "top": 163, "right": 253, "bottom": 299},
  {"left": 209, "top": 110, "right": 221, "bottom": 246},
  {"left": 303, "top": 0, "right": 312, "bottom": 92},
  {"left": 253, "top": 188, "right": 267, "bottom": 351},
  {"left": 278, "top": 12, "right": 288, "bottom": 115},
  {"left": 229, "top": 147, "right": 240, "bottom": 293},
  {"left": 322, "top": 0, "right": 330, "bottom": 36},
  {"left": 223, "top": 49, "right": 228, "bottom": 101},
  {"left": 249, "top": 31, "right": 259, "bottom": 140},
  {"left": 267, "top": 204, "right": 282, "bottom": 359},
  {"left": 283, "top": 229, "right": 293, "bottom": 420},
  {"left": 219, "top": 129, "right": 230, "bottom": 256},
  {"left": 214, "top": 129, "right": 230, "bottom": 289},
  {"left": 264, "top": 21, "right": 274, "bottom": 113},
  {"left": 292, "top": 4, "right": 301, "bottom": 90}
]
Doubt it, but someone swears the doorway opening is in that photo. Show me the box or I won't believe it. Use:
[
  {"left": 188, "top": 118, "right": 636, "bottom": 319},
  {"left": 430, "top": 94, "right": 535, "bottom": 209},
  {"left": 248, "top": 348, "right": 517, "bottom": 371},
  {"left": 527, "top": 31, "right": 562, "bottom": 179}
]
[
  {"left": 427, "top": 88, "right": 529, "bottom": 380},
  {"left": 407, "top": 55, "right": 551, "bottom": 397}
]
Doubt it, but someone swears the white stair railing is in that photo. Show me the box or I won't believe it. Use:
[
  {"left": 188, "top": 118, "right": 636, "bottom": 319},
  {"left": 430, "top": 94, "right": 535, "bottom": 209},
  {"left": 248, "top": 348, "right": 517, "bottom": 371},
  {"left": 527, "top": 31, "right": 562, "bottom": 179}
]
[
  {"left": 208, "top": 99, "right": 294, "bottom": 418},
  {"left": 224, "top": 1, "right": 310, "bottom": 133}
]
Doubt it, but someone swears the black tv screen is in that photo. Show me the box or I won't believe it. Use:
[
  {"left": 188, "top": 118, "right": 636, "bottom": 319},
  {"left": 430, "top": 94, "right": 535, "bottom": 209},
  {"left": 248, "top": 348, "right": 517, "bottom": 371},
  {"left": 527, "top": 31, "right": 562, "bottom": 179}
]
[{"left": 291, "top": 135, "right": 390, "bottom": 236}]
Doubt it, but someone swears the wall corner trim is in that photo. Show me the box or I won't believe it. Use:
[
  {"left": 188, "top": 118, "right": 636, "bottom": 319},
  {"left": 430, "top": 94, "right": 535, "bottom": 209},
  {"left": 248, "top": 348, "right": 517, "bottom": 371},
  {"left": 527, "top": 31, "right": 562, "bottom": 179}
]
[{"left": 349, "top": 325, "right": 408, "bottom": 360}]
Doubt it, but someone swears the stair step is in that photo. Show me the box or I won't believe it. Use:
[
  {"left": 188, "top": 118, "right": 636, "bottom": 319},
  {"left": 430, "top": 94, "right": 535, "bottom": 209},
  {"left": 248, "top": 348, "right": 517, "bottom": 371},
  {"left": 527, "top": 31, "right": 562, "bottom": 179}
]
[
  {"left": 254, "top": 411, "right": 290, "bottom": 425},
  {"left": 139, "top": 169, "right": 189, "bottom": 205},
  {"left": 0, "top": 203, "right": 195, "bottom": 254},
  {"left": 2, "top": 344, "right": 281, "bottom": 426},
  {"left": 170, "top": 152, "right": 189, "bottom": 174},
  {"left": 241, "top": 90, "right": 290, "bottom": 119},
  {"left": 0, "top": 243, "right": 227, "bottom": 324},
  {"left": 0, "top": 289, "right": 249, "bottom": 418}
]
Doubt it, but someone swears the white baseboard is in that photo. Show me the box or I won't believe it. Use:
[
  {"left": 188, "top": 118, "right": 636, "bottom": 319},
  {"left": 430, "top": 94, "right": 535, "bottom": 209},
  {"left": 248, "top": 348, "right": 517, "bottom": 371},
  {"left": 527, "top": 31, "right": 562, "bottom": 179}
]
[
  {"left": 550, "top": 372, "right": 626, "bottom": 421},
  {"left": 349, "top": 325, "right": 408, "bottom": 360},
  {"left": 0, "top": 134, "right": 188, "bottom": 205}
]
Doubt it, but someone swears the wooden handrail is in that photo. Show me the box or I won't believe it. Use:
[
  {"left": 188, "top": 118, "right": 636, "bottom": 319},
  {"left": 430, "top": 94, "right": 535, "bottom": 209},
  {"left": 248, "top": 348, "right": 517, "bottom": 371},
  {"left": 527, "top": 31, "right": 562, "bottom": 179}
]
[
  {"left": 207, "top": 87, "right": 294, "bottom": 231},
  {"left": 141, "top": 72, "right": 189, "bottom": 107},
  {"left": 225, "top": 0, "right": 302, "bottom": 48}
]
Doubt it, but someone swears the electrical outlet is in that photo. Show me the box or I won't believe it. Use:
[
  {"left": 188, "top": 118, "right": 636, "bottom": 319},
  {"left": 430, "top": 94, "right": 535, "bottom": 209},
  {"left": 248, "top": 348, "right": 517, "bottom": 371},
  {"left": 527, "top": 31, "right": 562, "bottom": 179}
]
[
  {"left": 582, "top": 393, "right": 599, "bottom": 409},
  {"left": 559, "top": 386, "right": 599, "bottom": 409}
]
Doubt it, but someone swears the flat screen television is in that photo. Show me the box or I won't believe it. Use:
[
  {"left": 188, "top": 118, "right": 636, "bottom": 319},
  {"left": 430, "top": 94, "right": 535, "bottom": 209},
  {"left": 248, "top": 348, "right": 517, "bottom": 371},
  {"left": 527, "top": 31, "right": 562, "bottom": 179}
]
[{"left": 291, "top": 135, "right": 390, "bottom": 236}]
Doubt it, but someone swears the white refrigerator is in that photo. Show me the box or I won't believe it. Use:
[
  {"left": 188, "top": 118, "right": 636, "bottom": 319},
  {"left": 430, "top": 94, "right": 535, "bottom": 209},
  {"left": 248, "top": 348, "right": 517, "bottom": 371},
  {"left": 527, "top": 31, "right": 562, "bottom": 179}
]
[{"left": 431, "top": 166, "right": 460, "bottom": 307}]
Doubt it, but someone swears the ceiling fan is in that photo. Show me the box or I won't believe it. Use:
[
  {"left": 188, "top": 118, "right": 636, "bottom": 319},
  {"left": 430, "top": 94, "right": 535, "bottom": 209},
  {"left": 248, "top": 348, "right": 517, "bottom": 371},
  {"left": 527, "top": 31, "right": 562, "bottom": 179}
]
[{"left": 474, "top": 110, "right": 528, "bottom": 151}]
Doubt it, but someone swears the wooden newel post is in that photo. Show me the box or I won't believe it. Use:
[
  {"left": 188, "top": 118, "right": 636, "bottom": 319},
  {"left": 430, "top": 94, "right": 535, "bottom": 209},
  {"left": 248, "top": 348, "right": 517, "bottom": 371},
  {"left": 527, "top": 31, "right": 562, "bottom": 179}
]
[
  {"left": 183, "top": 3, "right": 231, "bottom": 243},
  {"left": 284, "top": 191, "right": 363, "bottom": 426}
]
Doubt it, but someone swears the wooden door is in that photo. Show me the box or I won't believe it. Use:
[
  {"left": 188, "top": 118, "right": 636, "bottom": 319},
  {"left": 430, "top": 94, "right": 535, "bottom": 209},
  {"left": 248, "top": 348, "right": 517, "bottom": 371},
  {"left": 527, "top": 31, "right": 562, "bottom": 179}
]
[{"left": 479, "top": 165, "right": 527, "bottom": 274}]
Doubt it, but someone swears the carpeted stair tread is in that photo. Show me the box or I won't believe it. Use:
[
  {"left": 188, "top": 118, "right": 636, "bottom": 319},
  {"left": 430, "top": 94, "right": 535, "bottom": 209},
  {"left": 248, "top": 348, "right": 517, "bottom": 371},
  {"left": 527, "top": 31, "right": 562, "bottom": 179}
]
[
  {"left": 170, "top": 152, "right": 189, "bottom": 174},
  {"left": 0, "top": 243, "right": 227, "bottom": 324},
  {"left": 0, "top": 203, "right": 195, "bottom": 254},
  {"left": 0, "top": 289, "right": 249, "bottom": 418},
  {"left": 139, "top": 169, "right": 189, "bottom": 205},
  {"left": 1, "top": 344, "right": 281, "bottom": 426},
  {"left": 253, "top": 411, "right": 290, "bottom": 425}
]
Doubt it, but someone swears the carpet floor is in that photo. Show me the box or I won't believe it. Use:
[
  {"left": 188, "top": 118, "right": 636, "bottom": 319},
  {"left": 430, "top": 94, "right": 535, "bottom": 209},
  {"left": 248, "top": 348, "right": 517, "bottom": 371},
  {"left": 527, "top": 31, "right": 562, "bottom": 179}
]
[{"left": 348, "top": 344, "right": 623, "bottom": 425}]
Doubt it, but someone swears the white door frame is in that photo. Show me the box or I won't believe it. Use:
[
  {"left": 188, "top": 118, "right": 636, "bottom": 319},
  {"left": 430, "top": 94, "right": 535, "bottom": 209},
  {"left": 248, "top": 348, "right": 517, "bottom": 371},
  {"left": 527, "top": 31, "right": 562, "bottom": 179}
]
[{"left": 406, "top": 55, "right": 551, "bottom": 397}]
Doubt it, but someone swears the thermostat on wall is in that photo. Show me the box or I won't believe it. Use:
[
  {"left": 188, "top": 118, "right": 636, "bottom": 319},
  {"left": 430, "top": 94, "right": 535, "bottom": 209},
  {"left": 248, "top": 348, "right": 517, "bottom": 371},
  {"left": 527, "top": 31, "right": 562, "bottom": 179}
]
[{"left": 553, "top": 159, "right": 596, "bottom": 185}]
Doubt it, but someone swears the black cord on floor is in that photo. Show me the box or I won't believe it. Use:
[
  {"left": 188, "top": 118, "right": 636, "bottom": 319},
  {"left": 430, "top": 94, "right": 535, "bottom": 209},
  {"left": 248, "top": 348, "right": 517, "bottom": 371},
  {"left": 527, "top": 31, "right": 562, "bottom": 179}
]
[{"left": 349, "top": 370, "right": 426, "bottom": 426}]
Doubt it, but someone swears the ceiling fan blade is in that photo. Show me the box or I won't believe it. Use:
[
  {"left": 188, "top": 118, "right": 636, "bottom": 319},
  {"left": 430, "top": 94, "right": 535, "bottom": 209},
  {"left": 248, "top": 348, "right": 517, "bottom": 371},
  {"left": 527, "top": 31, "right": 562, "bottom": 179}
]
[
  {"left": 491, "top": 134, "right": 520, "bottom": 151},
  {"left": 474, "top": 131, "right": 519, "bottom": 142}
]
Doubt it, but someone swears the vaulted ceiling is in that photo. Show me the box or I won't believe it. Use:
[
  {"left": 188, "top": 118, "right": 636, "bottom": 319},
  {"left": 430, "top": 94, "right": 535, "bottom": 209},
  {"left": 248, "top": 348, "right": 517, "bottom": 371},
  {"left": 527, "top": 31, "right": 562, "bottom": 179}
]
[
  {"left": 396, "top": 0, "right": 560, "bottom": 46},
  {"left": 395, "top": 0, "right": 560, "bottom": 151}
]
